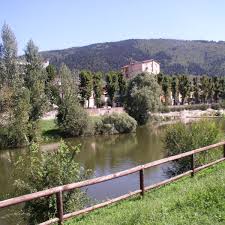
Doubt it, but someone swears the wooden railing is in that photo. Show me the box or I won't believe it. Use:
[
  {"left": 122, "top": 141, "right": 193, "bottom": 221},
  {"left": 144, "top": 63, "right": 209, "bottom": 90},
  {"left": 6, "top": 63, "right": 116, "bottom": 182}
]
[{"left": 1, "top": 141, "right": 225, "bottom": 225}]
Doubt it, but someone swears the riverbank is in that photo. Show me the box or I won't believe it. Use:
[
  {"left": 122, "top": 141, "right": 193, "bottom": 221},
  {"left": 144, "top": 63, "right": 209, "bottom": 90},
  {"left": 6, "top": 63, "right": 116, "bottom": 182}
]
[{"left": 65, "top": 162, "right": 225, "bottom": 225}]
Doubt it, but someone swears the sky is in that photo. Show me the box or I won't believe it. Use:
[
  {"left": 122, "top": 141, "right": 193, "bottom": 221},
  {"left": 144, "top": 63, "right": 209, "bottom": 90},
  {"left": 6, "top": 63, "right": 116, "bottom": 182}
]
[{"left": 1, "top": 0, "right": 225, "bottom": 54}]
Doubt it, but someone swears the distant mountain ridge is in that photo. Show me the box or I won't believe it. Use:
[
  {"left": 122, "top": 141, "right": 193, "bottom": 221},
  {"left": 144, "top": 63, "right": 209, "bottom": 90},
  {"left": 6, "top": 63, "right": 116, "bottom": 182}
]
[{"left": 41, "top": 38, "right": 225, "bottom": 76}]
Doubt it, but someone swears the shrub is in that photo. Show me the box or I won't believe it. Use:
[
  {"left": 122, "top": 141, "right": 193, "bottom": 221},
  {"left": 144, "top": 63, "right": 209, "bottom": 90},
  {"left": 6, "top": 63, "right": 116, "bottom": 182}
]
[
  {"left": 13, "top": 141, "right": 90, "bottom": 224},
  {"left": 93, "top": 113, "right": 137, "bottom": 135},
  {"left": 219, "top": 100, "right": 225, "bottom": 109},
  {"left": 211, "top": 103, "right": 220, "bottom": 110},
  {"left": 161, "top": 104, "right": 210, "bottom": 113},
  {"left": 57, "top": 100, "right": 89, "bottom": 137},
  {"left": 164, "top": 119, "right": 222, "bottom": 175}
]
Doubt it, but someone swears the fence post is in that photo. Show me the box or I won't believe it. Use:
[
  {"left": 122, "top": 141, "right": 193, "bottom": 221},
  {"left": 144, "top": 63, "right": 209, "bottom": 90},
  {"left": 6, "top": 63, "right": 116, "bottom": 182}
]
[
  {"left": 56, "top": 191, "right": 64, "bottom": 225},
  {"left": 191, "top": 154, "right": 195, "bottom": 177},
  {"left": 223, "top": 144, "right": 225, "bottom": 158},
  {"left": 139, "top": 169, "right": 145, "bottom": 196}
]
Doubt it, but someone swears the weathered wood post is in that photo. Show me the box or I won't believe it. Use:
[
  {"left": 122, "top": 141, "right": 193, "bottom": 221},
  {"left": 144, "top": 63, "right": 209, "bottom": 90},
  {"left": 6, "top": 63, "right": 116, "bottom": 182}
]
[
  {"left": 223, "top": 144, "right": 225, "bottom": 158},
  {"left": 191, "top": 154, "right": 195, "bottom": 177},
  {"left": 56, "top": 191, "right": 64, "bottom": 225},
  {"left": 139, "top": 169, "right": 145, "bottom": 196}
]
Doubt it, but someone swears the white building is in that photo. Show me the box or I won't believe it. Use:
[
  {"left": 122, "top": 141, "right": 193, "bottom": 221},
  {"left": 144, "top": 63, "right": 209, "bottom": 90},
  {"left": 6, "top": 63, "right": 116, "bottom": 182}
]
[{"left": 121, "top": 59, "right": 160, "bottom": 78}]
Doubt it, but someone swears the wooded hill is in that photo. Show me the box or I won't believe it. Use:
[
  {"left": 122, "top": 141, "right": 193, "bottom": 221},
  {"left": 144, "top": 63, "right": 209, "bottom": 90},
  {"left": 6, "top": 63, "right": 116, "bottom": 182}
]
[{"left": 41, "top": 38, "right": 225, "bottom": 76}]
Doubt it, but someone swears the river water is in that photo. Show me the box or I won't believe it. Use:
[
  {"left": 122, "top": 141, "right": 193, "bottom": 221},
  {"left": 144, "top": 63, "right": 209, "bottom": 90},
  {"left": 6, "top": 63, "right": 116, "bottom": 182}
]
[{"left": 0, "top": 123, "right": 169, "bottom": 225}]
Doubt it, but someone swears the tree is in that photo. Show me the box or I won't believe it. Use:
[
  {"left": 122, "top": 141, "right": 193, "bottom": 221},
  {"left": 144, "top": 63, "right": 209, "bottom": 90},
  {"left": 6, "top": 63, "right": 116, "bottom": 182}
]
[
  {"left": 124, "top": 73, "right": 161, "bottom": 125},
  {"left": 193, "top": 77, "right": 200, "bottom": 104},
  {"left": 79, "top": 70, "right": 93, "bottom": 107},
  {"left": 118, "top": 72, "right": 127, "bottom": 104},
  {"left": 161, "top": 76, "right": 171, "bottom": 105},
  {"left": 0, "top": 24, "right": 31, "bottom": 148},
  {"left": 171, "top": 76, "right": 179, "bottom": 105},
  {"left": 0, "top": 23, "right": 18, "bottom": 87},
  {"left": 200, "top": 76, "right": 210, "bottom": 103},
  {"left": 106, "top": 71, "right": 118, "bottom": 106},
  {"left": 213, "top": 77, "right": 221, "bottom": 103},
  {"left": 178, "top": 75, "right": 191, "bottom": 104},
  {"left": 45, "top": 64, "right": 59, "bottom": 104},
  {"left": 93, "top": 72, "right": 103, "bottom": 108},
  {"left": 13, "top": 141, "right": 90, "bottom": 224},
  {"left": 157, "top": 73, "right": 163, "bottom": 86},
  {"left": 57, "top": 65, "right": 89, "bottom": 136},
  {"left": 24, "top": 40, "right": 47, "bottom": 121}
]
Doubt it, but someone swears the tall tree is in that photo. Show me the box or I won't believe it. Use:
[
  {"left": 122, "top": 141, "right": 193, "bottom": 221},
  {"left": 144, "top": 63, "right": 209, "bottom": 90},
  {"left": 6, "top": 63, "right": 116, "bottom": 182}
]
[
  {"left": 124, "top": 73, "right": 161, "bottom": 125},
  {"left": 193, "top": 77, "right": 200, "bottom": 104},
  {"left": 213, "top": 77, "right": 221, "bottom": 103},
  {"left": 171, "top": 76, "right": 179, "bottom": 105},
  {"left": 0, "top": 23, "right": 18, "bottom": 87},
  {"left": 178, "top": 75, "right": 191, "bottom": 105},
  {"left": 45, "top": 64, "right": 59, "bottom": 104},
  {"left": 200, "top": 76, "right": 209, "bottom": 103},
  {"left": 93, "top": 71, "right": 103, "bottom": 108},
  {"left": 0, "top": 24, "right": 31, "bottom": 148},
  {"left": 118, "top": 72, "right": 127, "bottom": 104},
  {"left": 79, "top": 70, "right": 93, "bottom": 107},
  {"left": 23, "top": 40, "right": 47, "bottom": 143},
  {"left": 106, "top": 71, "right": 118, "bottom": 106},
  {"left": 57, "top": 65, "right": 89, "bottom": 136},
  {"left": 161, "top": 76, "right": 171, "bottom": 105},
  {"left": 207, "top": 77, "right": 214, "bottom": 103}
]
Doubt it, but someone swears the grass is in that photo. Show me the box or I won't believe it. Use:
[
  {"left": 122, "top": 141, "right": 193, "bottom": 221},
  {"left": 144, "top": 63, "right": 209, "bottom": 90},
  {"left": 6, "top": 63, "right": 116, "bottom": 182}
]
[
  {"left": 39, "top": 119, "right": 62, "bottom": 141},
  {"left": 65, "top": 162, "right": 225, "bottom": 225}
]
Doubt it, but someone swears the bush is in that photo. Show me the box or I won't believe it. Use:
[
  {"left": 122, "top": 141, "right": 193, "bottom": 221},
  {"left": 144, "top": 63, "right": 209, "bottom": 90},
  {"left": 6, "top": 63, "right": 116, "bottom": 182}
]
[
  {"left": 160, "top": 104, "right": 210, "bottom": 113},
  {"left": 13, "top": 141, "right": 90, "bottom": 224},
  {"left": 164, "top": 119, "right": 222, "bottom": 175},
  {"left": 93, "top": 113, "right": 137, "bottom": 135},
  {"left": 57, "top": 101, "right": 89, "bottom": 137},
  {"left": 211, "top": 103, "right": 220, "bottom": 110},
  {"left": 219, "top": 100, "right": 225, "bottom": 109}
]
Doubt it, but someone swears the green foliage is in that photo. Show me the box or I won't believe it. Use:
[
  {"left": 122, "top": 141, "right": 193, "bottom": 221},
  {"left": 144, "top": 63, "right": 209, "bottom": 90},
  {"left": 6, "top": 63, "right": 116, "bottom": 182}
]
[
  {"left": 171, "top": 76, "right": 178, "bottom": 105},
  {"left": 164, "top": 119, "right": 222, "bottom": 174},
  {"left": 24, "top": 40, "right": 47, "bottom": 122},
  {"left": 178, "top": 75, "right": 191, "bottom": 104},
  {"left": 161, "top": 76, "right": 171, "bottom": 105},
  {"left": 93, "top": 72, "right": 103, "bottom": 108},
  {"left": 0, "top": 23, "right": 18, "bottom": 87},
  {"left": 193, "top": 77, "right": 200, "bottom": 104},
  {"left": 57, "top": 65, "right": 89, "bottom": 136},
  {"left": 93, "top": 113, "right": 137, "bottom": 135},
  {"left": 13, "top": 141, "right": 90, "bottom": 225},
  {"left": 106, "top": 71, "right": 119, "bottom": 106},
  {"left": 117, "top": 73, "right": 127, "bottom": 104},
  {"left": 160, "top": 104, "right": 209, "bottom": 112},
  {"left": 124, "top": 73, "right": 161, "bottom": 125},
  {"left": 45, "top": 64, "right": 59, "bottom": 104},
  {"left": 79, "top": 70, "right": 93, "bottom": 107}
]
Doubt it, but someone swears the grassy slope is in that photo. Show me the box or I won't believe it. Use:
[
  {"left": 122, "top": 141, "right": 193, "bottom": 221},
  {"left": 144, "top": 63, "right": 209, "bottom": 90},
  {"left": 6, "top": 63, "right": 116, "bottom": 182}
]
[
  {"left": 39, "top": 119, "right": 61, "bottom": 141},
  {"left": 66, "top": 162, "right": 225, "bottom": 225}
]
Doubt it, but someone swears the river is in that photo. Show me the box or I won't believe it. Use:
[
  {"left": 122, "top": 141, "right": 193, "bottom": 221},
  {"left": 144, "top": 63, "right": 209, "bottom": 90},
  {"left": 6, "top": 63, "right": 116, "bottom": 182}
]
[{"left": 0, "top": 123, "right": 169, "bottom": 225}]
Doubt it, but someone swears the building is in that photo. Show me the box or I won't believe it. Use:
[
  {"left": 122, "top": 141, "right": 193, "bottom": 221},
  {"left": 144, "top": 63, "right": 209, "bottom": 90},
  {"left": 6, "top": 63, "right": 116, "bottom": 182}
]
[{"left": 121, "top": 59, "right": 160, "bottom": 78}]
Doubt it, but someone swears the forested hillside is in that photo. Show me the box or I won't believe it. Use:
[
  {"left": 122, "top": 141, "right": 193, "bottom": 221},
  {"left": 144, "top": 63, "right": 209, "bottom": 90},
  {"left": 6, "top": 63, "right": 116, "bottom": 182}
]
[{"left": 41, "top": 39, "right": 225, "bottom": 76}]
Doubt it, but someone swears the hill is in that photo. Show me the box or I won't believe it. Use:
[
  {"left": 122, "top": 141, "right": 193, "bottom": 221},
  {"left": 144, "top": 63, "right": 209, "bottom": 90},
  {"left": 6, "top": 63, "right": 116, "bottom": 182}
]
[{"left": 41, "top": 39, "right": 225, "bottom": 76}]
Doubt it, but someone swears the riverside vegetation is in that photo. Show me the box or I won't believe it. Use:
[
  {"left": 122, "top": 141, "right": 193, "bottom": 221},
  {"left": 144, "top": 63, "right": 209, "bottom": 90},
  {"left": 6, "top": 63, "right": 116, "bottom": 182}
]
[{"left": 2, "top": 23, "right": 225, "bottom": 225}]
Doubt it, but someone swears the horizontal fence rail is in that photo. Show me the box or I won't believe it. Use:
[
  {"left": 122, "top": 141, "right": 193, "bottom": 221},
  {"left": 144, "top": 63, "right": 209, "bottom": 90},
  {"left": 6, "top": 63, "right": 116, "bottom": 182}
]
[{"left": 1, "top": 141, "right": 225, "bottom": 224}]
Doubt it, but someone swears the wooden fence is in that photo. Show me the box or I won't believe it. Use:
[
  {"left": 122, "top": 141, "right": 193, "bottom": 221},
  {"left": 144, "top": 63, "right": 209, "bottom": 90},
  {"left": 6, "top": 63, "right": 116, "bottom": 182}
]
[{"left": 1, "top": 141, "right": 225, "bottom": 225}]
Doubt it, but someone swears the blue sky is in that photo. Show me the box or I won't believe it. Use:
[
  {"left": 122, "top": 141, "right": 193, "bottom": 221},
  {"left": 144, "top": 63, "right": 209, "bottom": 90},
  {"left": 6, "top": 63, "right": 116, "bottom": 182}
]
[{"left": 1, "top": 0, "right": 225, "bottom": 54}]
